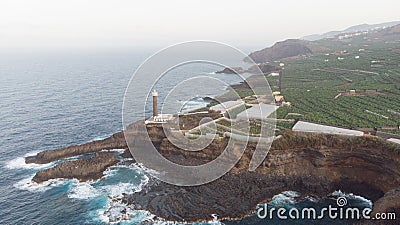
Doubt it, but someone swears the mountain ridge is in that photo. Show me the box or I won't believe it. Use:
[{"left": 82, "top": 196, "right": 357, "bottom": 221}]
[
  {"left": 245, "top": 22, "right": 400, "bottom": 64},
  {"left": 302, "top": 21, "right": 400, "bottom": 41}
]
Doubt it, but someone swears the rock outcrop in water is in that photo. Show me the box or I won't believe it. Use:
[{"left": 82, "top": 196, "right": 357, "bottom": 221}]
[
  {"left": 32, "top": 153, "right": 118, "bottom": 183},
  {"left": 25, "top": 131, "right": 127, "bottom": 164},
  {"left": 215, "top": 67, "right": 244, "bottom": 74}
]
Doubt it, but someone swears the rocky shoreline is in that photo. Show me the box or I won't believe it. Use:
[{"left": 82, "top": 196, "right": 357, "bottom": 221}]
[
  {"left": 25, "top": 131, "right": 127, "bottom": 164},
  {"left": 122, "top": 130, "right": 400, "bottom": 223},
  {"left": 25, "top": 121, "right": 400, "bottom": 223},
  {"left": 33, "top": 153, "right": 118, "bottom": 182}
]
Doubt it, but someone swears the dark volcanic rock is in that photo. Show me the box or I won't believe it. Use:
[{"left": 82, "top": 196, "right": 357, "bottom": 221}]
[
  {"left": 361, "top": 187, "right": 400, "bottom": 224},
  {"left": 120, "top": 148, "right": 133, "bottom": 158},
  {"left": 26, "top": 118, "right": 400, "bottom": 222},
  {"left": 25, "top": 131, "right": 127, "bottom": 164},
  {"left": 216, "top": 67, "right": 244, "bottom": 74},
  {"left": 123, "top": 131, "right": 400, "bottom": 222},
  {"left": 124, "top": 172, "right": 333, "bottom": 222},
  {"left": 32, "top": 153, "right": 118, "bottom": 183},
  {"left": 246, "top": 63, "right": 280, "bottom": 74}
]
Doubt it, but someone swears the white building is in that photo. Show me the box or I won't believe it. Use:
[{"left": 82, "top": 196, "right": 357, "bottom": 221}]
[
  {"left": 269, "top": 72, "right": 280, "bottom": 77},
  {"left": 145, "top": 114, "right": 174, "bottom": 124},
  {"left": 292, "top": 121, "right": 364, "bottom": 136},
  {"left": 210, "top": 100, "right": 245, "bottom": 117},
  {"left": 387, "top": 138, "right": 400, "bottom": 145},
  {"left": 236, "top": 103, "right": 278, "bottom": 120}
]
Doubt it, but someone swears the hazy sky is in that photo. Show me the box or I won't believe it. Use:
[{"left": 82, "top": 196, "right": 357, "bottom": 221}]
[{"left": 0, "top": 0, "right": 399, "bottom": 51}]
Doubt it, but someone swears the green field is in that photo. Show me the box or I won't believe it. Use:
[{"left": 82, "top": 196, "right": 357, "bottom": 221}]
[{"left": 269, "top": 40, "right": 400, "bottom": 129}]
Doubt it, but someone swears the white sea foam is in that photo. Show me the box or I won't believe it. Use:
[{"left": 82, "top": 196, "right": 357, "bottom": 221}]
[
  {"left": 5, "top": 148, "right": 110, "bottom": 171},
  {"left": 100, "top": 149, "right": 126, "bottom": 154},
  {"left": 95, "top": 168, "right": 153, "bottom": 223},
  {"left": 4, "top": 156, "right": 55, "bottom": 170},
  {"left": 14, "top": 176, "right": 67, "bottom": 193},
  {"left": 24, "top": 150, "right": 41, "bottom": 157},
  {"left": 91, "top": 134, "right": 111, "bottom": 141},
  {"left": 103, "top": 162, "right": 151, "bottom": 180},
  {"left": 65, "top": 162, "right": 150, "bottom": 202},
  {"left": 269, "top": 191, "right": 301, "bottom": 207},
  {"left": 150, "top": 218, "right": 223, "bottom": 225},
  {"left": 350, "top": 194, "right": 373, "bottom": 207},
  {"left": 332, "top": 190, "right": 345, "bottom": 197},
  {"left": 101, "top": 182, "right": 143, "bottom": 197},
  {"left": 97, "top": 201, "right": 155, "bottom": 224},
  {"left": 282, "top": 190, "right": 301, "bottom": 198},
  {"left": 132, "top": 162, "right": 160, "bottom": 176},
  {"left": 4, "top": 150, "right": 89, "bottom": 171},
  {"left": 102, "top": 167, "right": 119, "bottom": 178},
  {"left": 304, "top": 196, "right": 318, "bottom": 203},
  {"left": 87, "top": 163, "right": 158, "bottom": 224},
  {"left": 331, "top": 190, "right": 372, "bottom": 207},
  {"left": 68, "top": 181, "right": 101, "bottom": 199}
]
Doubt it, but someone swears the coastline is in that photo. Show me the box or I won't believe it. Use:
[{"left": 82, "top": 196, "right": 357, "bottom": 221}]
[
  {"left": 22, "top": 67, "right": 400, "bottom": 223},
  {"left": 24, "top": 121, "right": 400, "bottom": 223}
]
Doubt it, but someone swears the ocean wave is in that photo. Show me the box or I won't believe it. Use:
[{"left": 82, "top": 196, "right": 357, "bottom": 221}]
[
  {"left": 100, "top": 148, "right": 126, "bottom": 154},
  {"left": 4, "top": 156, "right": 55, "bottom": 170},
  {"left": 67, "top": 162, "right": 149, "bottom": 200},
  {"left": 131, "top": 162, "right": 160, "bottom": 177},
  {"left": 64, "top": 162, "right": 153, "bottom": 223},
  {"left": 5, "top": 149, "right": 123, "bottom": 171},
  {"left": 303, "top": 196, "right": 318, "bottom": 203},
  {"left": 100, "top": 182, "right": 144, "bottom": 197},
  {"left": 14, "top": 176, "right": 67, "bottom": 193},
  {"left": 93, "top": 168, "right": 152, "bottom": 223},
  {"left": 97, "top": 201, "right": 155, "bottom": 224},
  {"left": 150, "top": 220, "right": 223, "bottom": 225},
  {"left": 98, "top": 204, "right": 223, "bottom": 225},
  {"left": 268, "top": 191, "right": 301, "bottom": 207},
  {"left": 331, "top": 190, "right": 372, "bottom": 207},
  {"left": 91, "top": 134, "right": 112, "bottom": 141},
  {"left": 68, "top": 181, "right": 101, "bottom": 199}
]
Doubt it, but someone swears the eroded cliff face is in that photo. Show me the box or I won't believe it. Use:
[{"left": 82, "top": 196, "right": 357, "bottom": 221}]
[
  {"left": 262, "top": 132, "right": 400, "bottom": 195},
  {"left": 124, "top": 129, "right": 400, "bottom": 222},
  {"left": 25, "top": 120, "right": 400, "bottom": 223}
]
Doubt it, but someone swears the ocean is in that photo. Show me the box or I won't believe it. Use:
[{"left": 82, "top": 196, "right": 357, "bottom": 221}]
[{"left": 0, "top": 49, "right": 371, "bottom": 224}]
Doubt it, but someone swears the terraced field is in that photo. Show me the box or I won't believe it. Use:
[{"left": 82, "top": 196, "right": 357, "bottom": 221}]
[{"left": 271, "top": 40, "right": 400, "bottom": 129}]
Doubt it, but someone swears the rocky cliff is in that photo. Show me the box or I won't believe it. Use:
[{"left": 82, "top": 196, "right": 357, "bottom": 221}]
[
  {"left": 245, "top": 39, "right": 313, "bottom": 63},
  {"left": 25, "top": 120, "right": 400, "bottom": 223},
  {"left": 124, "top": 130, "right": 400, "bottom": 223}
]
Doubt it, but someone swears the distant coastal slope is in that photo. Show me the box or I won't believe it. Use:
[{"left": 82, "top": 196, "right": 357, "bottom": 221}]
[
  {"left": 245, "top": 23, "right": 400, "bottom": 64},
  {"left": 302, "top": 21, "right": 400, "bottom": 41},
  {"left": 244, "top": 39, "right": 313, "bottom": 63}
]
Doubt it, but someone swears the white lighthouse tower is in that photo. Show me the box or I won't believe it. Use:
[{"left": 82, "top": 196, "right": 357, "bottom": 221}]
[
  {"left": 145, "top": 90, "right": 173, "bottom": 124},
  {"left": 152, "top": 89, "right": 158, "bottom": 117}
]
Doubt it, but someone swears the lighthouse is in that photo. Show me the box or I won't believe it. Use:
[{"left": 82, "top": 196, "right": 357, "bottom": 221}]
[
  {"left": 152, "top": 89, "right": 158, "bottom": 117},
  {"left": 145, "top": 90, "right": 173, "bottom": 124},
  {"left": 278, "top": 63, "right": 284, "bottom": 93}
]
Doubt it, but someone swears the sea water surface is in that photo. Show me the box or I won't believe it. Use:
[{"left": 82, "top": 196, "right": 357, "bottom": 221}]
[{"left": 0, "top": 49, "right": 371, "bottom": 224}]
